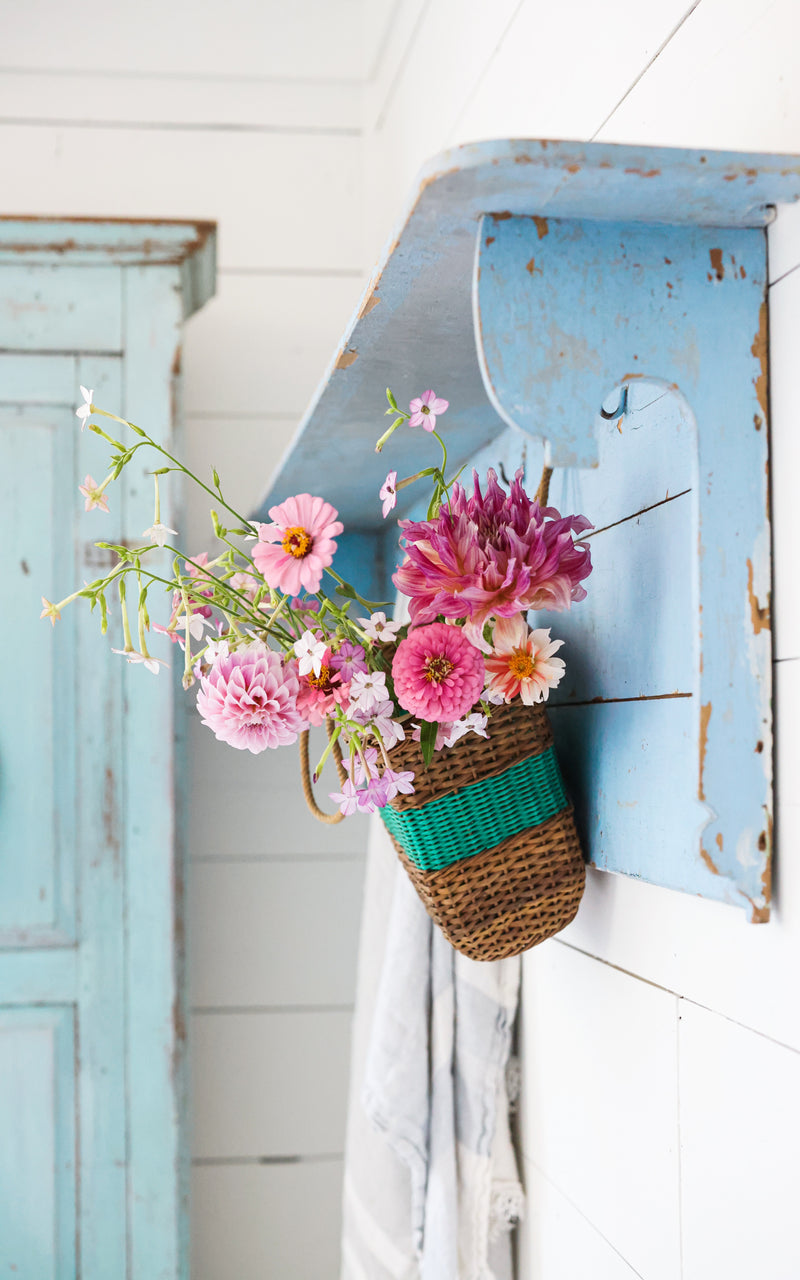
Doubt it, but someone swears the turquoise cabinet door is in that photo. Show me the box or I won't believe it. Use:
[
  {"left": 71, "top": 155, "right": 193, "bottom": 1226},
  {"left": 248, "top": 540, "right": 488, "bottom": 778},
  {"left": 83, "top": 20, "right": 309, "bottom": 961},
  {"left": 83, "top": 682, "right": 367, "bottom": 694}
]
[
  {"left": 0, "top": 227, "right": 214, "bottom": 1279},
  {"left": 0, "top": 362, "right": 127, "bottom": 1278}
]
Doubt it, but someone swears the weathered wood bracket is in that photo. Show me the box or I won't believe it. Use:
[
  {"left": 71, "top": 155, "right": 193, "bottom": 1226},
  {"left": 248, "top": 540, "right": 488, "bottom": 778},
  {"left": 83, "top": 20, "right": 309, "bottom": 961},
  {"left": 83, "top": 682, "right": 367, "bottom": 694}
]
[{"left": 259, "top": 140, "right": 800, "bottom": 919}]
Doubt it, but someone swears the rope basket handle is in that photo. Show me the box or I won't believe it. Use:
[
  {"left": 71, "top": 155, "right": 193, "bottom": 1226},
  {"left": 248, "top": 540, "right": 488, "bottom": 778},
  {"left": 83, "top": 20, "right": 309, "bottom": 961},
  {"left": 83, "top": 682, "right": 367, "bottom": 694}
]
[
  {"left": 299, "top": 721, "right": 349, "bottom": 825},
  {"left": 298, "top": 461, "right": 552, "bottom": 825}
]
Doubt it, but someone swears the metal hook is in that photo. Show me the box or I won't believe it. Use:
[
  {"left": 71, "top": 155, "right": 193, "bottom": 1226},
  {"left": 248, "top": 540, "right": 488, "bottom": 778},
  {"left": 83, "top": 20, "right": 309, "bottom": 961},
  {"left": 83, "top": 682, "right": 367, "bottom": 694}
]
[{"left": 599, "top": 384, "right": 629, "bottom": 421}]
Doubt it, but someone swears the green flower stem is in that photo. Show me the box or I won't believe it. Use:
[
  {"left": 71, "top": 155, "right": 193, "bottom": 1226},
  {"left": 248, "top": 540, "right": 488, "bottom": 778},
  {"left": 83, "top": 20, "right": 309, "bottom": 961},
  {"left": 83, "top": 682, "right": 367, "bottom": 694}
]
[
  {"left": 94, "top": 407, "right": 255, "bottom": 531},
  {"left": 313, "top": 721, "right": 343, "bottom": 783},
  {"left": 118, "top": 578, "right": 134, "bottom": 651}
]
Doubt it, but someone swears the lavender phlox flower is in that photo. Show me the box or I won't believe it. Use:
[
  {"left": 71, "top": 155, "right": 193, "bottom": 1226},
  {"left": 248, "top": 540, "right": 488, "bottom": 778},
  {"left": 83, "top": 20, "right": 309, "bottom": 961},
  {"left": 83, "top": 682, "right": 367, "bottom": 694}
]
[{"left": 330, "top": 640, "right": 368, "bottom": 681}]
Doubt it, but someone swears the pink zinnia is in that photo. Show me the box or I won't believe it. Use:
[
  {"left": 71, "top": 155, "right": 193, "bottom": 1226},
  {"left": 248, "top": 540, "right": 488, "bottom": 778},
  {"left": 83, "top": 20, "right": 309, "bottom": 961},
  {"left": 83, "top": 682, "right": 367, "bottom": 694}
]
[
  {"left": 253, "top": 494, "right": 343, "bottom": 596},
  {"left": 295, "top": 651, "right": 347, "bottom": 726},
  {"left": 393, "top": 468, "right": 592, "bottom": 651},
  {"left": 408, "top": 390, "right": 449, "bottom": 432},
  {"left": 196, "top": 642, "right": 304, "bottom": 753},
  {"left": 392, "top": 622, "right": 485, "bottom": 722},
  {"left": 485, "top": 617, "right": 566, "bottom": 704}
]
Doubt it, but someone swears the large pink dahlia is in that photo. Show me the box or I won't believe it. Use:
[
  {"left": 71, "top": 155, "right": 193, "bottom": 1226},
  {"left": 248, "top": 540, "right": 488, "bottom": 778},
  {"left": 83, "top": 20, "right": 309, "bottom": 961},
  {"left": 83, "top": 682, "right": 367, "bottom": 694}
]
[
  {"left": 392, "top": 622, "right": 485, "bottom": 722},
  {"left": 253, "top": 494, "right": 344, "bottom": 596},
  {"left": 393, "top": 469, "right": 592, "bottom": 650},
  {"left": 196, "top": 642, "right": 304, "bottom": 753}
]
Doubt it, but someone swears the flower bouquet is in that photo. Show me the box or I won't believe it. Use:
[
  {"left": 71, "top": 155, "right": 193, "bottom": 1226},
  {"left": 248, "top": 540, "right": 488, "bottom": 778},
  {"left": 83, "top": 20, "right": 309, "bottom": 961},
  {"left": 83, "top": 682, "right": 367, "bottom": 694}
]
[{"left": 44, "top": 385, "right": 592, "bottom": 959}]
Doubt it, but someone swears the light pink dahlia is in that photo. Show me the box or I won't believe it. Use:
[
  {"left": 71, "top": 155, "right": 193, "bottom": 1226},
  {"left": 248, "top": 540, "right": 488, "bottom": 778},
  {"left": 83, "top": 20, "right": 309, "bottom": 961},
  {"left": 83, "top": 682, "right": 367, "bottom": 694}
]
[
  {"left": 485, "top": 616, "right": 565, "bottom": 705},
  {"left": 393, "top": 468, "right": 592, "bottom": 651},
  {"left": 196, "top": 642, "right": 304, "bottom": 753},
  {"left": 392, "top": 622, "right": 485, "bottom": 722},
  {"left": 253, "top": 494, "right": 343, "bottom": 596}
]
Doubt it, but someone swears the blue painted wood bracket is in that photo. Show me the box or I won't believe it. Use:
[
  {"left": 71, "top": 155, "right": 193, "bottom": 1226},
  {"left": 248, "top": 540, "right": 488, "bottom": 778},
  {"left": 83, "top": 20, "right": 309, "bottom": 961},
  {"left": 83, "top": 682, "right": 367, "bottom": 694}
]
[{"left": 258, "top": 139, "right": 800, "bottom": 921}]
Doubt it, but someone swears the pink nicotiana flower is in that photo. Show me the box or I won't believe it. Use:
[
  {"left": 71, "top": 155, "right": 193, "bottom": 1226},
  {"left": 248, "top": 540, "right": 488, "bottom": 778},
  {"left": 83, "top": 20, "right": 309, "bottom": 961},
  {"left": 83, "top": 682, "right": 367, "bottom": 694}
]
[
  {"left": 408, "top": 390, "right": 449, "bottom": 432},
  {"left": 183, "top": 553, "right": 215, "bottom": 619},
  {"left": 358, "top": 612, "right": 402, "bottom": 642},
  {"left": 485, "top": 617, "right": 566, "bottom": 704},
  {"left": 253, "top": 494, "right": 343, "bottom": 596},
  {"left": 412, "top": 720, "right": 453, "bottom": 751},
  {"left": 392, "top": 622, "right": 485, "bottom": 722},
  {"left": 346, "top": 697, "right": 405, "bottom": 750},
  {"left": 380, "top": 471, "right": 398, "bottom": 519},
  {"left": 382, "top": 767, "right": 415, "bottom": 799},
  {"left": 393, "top": 468, "right": 592, "bottom": 652},
  {"left": 329, "top": 779, "right": 360, "bottom": 817},
  {"left": 196, "top": 642, "right": 304, "bottom": 753},
  {"left": 79, "top": 475, "right": 109, "bottom": 513}
]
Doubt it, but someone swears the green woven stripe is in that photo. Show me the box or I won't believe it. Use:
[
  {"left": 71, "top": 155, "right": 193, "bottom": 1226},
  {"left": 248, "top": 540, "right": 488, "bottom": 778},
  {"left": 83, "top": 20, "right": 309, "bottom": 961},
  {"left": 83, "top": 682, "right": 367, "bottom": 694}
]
[{"left": 379, "top": 747, "right": 568, "bottom": 871}]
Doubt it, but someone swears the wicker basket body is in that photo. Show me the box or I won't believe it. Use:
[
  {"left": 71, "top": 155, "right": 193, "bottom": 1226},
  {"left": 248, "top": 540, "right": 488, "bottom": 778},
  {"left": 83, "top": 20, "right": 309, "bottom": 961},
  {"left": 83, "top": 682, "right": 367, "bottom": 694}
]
[{"left": 380, "top": 702, "right": 585, "bottom": 961}]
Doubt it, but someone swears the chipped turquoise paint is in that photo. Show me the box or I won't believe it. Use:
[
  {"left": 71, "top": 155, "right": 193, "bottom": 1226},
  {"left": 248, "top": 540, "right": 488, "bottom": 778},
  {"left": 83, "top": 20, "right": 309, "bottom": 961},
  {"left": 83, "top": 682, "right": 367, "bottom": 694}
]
[
  {"left": 379, "top": 748, "right": 567, "bottom": 871},
  {"left": 0, "top": 220, "right": 215, "bottom": 1279}
]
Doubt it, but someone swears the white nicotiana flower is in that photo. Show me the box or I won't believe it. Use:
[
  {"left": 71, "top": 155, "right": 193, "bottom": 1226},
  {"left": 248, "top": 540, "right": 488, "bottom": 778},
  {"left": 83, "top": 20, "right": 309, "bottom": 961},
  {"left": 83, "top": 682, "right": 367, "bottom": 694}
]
[
  {"left": 76, "top": 385, "right": 94, "bottom": 430},
  {"left": 348, "top": 669, "right": 388, "bottom": 711},
  {"left": 293, "top": 629, "right": 327, "bottom": 677},
  {"left": 175, "top": 613, "right": 208, "bottom": 641},
  {"left": 444, "top": 713, "right": 489, "bottom": 748},
  {"left": 111, "top": 647, "right": 168, "bottom": 675},
  {"left": 204, "top": 637, "right": 230, "bottom": 665},
  {"left": 143, "top": 521, "right": 178, "bottom": 548},
  {"left": 358, "top": 612, "right": 402, "bottom": 642}
]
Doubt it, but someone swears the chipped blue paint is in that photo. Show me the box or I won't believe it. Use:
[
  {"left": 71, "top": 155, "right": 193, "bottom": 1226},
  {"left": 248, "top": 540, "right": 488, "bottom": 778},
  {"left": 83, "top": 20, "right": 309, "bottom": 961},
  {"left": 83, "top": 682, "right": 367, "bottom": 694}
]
[
  {"left": 258, "top": 139, "right": 800, "bottom": 529},
  {"left": 262, "top": 140, "right": 795, "bottom": 921}
]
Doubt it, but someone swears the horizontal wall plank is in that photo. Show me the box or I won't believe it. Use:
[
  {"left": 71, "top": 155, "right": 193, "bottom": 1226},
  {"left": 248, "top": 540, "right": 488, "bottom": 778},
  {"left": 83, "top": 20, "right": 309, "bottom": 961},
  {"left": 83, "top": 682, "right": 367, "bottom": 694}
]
[
  {"left": 189, "top": 860, "right": 364, "bottom": 1007},
  {"left": 557, "top": 789, "right": 800, "bottom": 1053},
  {"left": 518, "top": 942, "right": 680, "bottom": 1280},
  {"left": 0, "top": 72, "right": 361, "bottom": 131},
  {"left": 183, "top": 414, "right": 298, "bottom": 549},
  {"left": 191, "top": 1160, "right": 343, "bottom": 1280},
  {"left": 191, "top": 1010, "right": 352, "bottom": 1158},
  {"left": 518, "top": 1160, "right": 643, "bottom": 1280},
  {"left": 1, "top": 0, "right": 364, "bottom": 80},
  {"left": 0, "top": 126, "right": 362, "bottom": 271},
  {"left": 679, "top": 1000, "right": 800, "bottom": 1280},
  {"left": 182, "top": 272, "right": 364, "bottom": 414},
  {"left": 185, "top": 712, "right": 369, "bottom": 858},
  {"left": 450, "top": 0, "right": 692, "bottom": 147},
  {"left": 595, "top": 0, "right": 800, "bottom": 155}
]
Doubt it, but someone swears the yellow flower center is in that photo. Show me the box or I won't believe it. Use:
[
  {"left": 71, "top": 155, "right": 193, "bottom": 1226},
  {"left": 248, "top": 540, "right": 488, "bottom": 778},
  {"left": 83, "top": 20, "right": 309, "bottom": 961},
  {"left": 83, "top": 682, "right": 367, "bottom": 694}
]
[
  {"left": 307, "top": 664, "right": 332, "bottom": 690},
  {"left": 508, "top": 649, "right": 536, "bottom": 679},
  {"left": 281, "top": 526, "right": 312, "bottom": 558},
  {"left": 424, "top": 655, "right": 454, "bottom": 684}
]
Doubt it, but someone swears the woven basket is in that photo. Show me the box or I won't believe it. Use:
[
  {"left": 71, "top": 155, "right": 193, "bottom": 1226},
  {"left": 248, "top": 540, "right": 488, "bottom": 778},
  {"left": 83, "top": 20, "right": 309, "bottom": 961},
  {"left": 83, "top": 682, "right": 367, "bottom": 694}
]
[{"left": 379, "top": 701, "right": 585, "bottom": 961}]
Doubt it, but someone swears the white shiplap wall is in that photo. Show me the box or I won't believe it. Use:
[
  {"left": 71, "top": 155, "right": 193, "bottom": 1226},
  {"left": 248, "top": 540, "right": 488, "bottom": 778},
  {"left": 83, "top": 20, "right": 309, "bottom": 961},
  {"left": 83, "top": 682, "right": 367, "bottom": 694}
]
[
  {"left": 0, "top": 5, "right": 383, "bottom": 1275},
  {"left": 362, "top": 2, "right": 800, "bottom": 1277}
]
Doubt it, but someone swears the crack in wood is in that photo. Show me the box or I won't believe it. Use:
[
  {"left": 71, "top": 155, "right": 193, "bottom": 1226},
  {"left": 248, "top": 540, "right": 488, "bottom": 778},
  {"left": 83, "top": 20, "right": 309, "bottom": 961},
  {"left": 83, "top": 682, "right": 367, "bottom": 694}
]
[{"left": 584, "top": 488, "right": 692, "bottom": 540}]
